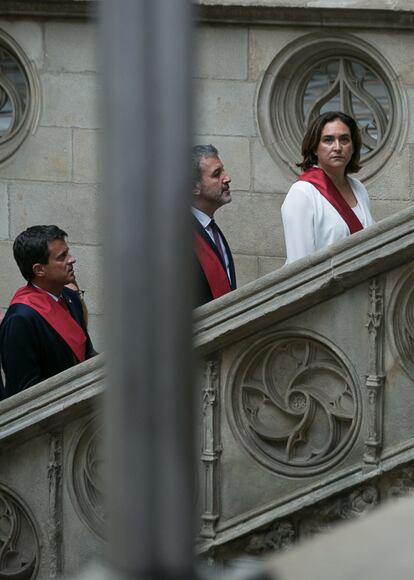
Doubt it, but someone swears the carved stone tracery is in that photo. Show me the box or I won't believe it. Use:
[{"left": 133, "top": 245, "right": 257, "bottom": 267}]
[
  {"left": 0, "top": 486, "right": 39, "bottom": 579},
  {"left": 228, "top": 333, "right": 361, "bottom": 477},
  {"left": 67, "top": 418, "right": 105, "bottom": 538},
  {"left": 390, "top": 268, "right": 414, "bottom": 380}
]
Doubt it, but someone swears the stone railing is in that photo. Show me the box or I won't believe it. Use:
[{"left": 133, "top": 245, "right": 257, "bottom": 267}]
[
  {"left": 194, "top": 206, "right": 414, "bottom": 555},
  {"left": 0, "top": 355, "right": 105, "bottom": 579}
]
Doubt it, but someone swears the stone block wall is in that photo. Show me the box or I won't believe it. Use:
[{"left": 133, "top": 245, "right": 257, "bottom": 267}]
[
  {"left": 193, "top": 11, "right": 414, "bottom": 287},
  {"left": 0, "top": 17, "right": 103, "bottom": 350}
]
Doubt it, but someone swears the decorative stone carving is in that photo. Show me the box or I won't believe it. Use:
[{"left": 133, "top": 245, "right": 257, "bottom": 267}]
[
  {"left": 67, "top": 417, "right": 105, "bottom": 538},
  {"left": 0, "top": 485, "right": 40, "bottom": 579},
  {"left": 200, "top": 358, "right": 221, "bottom": 539},
  {"left": 364, "top": 278, "right": 385, "bottom": 465},
  {"left": 228, "top": 332, "right": 361, "bottom": 477},
  {"left": 245, "top": 521, "right": 295, "bottom": 555},
  {"left": 256, "top": 31, "right": 407, "bottom": 180},
  {"left": 0, "top": 30, "right": 40, "bottom": 163},
  {"left": 390, "top": 267, "right": 414, "bottom": 379},
  {"left": 48, "top": 433, "right": 63, "bottom": 577}
]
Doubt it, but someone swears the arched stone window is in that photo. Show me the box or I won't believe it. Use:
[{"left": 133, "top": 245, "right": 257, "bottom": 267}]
[
  {"left": 0, "top": 30, "right": 40, "bottom": 163},
  {"left": 257, "top": 32, "right": 407, "bottom": 180}
]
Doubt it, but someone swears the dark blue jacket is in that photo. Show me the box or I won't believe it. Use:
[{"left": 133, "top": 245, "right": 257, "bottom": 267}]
[
  {"left": 193, "top": 217, "right": 236, "bottom": 308},
  {"left": 0, "top": 286, "right": 96, "bottom": 399}
]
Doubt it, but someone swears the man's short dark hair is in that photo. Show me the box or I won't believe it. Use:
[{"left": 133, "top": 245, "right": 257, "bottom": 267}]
[
  {"left": 192, "top": 144, "right": 219, "bottom": 187},
  {"left": 13, "top": 225, "right": 68, "bottom": 281}
]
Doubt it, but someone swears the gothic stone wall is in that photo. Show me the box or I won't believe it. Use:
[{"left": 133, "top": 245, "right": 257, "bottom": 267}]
[
  {"left": 0, "top": 16, "right": 103, "bottom": 350},
  {"left": 194, "top": 8, "right": 414, "bottom": 287}
]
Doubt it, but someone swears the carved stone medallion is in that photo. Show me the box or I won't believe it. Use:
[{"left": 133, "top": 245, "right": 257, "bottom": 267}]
[
  {"left": 0, "top": 485, "right": 40, "bottom": 579},
  {"left": 67, "top": 417, "right": 105, "bottom": 538},
  {"left": 227, "top": 332, "right": 361, "bottom": 477},
  {"left": 389, "top": 268, "right": 414, "bottom": 379}
]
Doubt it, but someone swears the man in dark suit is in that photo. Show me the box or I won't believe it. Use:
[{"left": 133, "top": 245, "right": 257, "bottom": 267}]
[
  {"left": 0, "top": 225, "right": 96, "bottom": 399},
  {"left": 192, "top": 145, "right": 236, "bottom": 307}
]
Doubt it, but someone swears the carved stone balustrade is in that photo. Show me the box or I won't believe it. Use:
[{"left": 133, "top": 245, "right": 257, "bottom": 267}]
[
  {"left": 0, "top": 355, "right": 105, "bottom": 579},
  {"left": 194, "top": 206, "right": 414, "bottom": 558}
]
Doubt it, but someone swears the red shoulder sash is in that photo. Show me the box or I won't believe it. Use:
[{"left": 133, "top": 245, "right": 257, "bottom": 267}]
[
  {"left": 194, "top": 231, "right": 231, "bottom": 300},
  {"left": 10, "top": 286, "right": 86, "bottom": 362},
  {"left": 297, "top": 167, "right": 363, "bottom": 234}
]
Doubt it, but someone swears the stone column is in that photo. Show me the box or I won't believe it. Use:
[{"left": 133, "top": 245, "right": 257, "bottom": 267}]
[{"left": 101, "top": 0, "right": 195, "bottom": 578}]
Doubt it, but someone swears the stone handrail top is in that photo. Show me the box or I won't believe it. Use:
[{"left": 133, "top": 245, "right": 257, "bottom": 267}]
[
  {"left": 0, "top": 353, "right": 105, "bottom": 445},
  {"left": 194, "top": 205, "right": 414, "bottom": 354}
]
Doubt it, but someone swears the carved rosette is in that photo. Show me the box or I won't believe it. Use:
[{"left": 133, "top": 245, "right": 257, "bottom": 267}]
[
  {"left": 364, "top": 278, "right": 385, "bottom": 465},
  {"left": 200, "top": 358, "right": 221, "bottom": 539},
  {"left": 227, "top": 332, "right": 361, "bottom": 477},
  {"left": 67, "top": 418, "right": 105, "bottom": 538},
  {"left": 390, "top": 268, "right": 414, "bottom": 379},
  {"left": 0, "top": 485, "right": 40, "bottom": 579}
]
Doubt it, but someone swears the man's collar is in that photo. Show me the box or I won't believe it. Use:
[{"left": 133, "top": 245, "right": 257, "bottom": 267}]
[
  {"left": 31, "top": 283, "right": 60, "bottom": 302},
  {"left": 191, "top": 206, "right": 211, "bottom": 229}
]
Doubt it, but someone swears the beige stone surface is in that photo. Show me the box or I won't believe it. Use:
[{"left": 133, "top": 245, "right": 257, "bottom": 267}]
[
  {"left": 86, "top": 313, "right": 105, "bottom": 354},
  {"left": 365, "top": 147, "right": 411, "bottom": 200},
  {"left": 73, "top": 129, "right": 101, "bottom": 184},
  {"left": 249, "top": 27, "right": 305, "bottom": 82},
  {"left": 194, "top": 79, "right": 257, "bottom": 137},
  {"left": 9, "top": 182, "right": 101, "bottom": 244},
  {"left": 267, "top": 496, "right": 414, "bottom": 580},
  {"left": 370, "top": 199, "right": 412, "bottom": 223},
  {"left": 0, "top": 127, "right": 72, "bottom": 182},
  {"left": 252, "top": 139, "right": 295, "bottom": 194},
  {"left": 41, "top": 73, "right": 99, "bottom": 129},
  {"left": 406, "top": 87, "right": 414, "bottom": 145},
  {"left": 356, "top": 30, "right": 414, "bottom": 85},
  {"left": 0, "top": 182, "right": 9, "bottom": 240},
  {"left": 217, "top": 191, "right": 285, "bottom": 256},
  {"left": 233, "top": 253, "right": 259, "bottom": 287},
  {"left": 44, "top": 21, "right": 97, "bottom": 73},
  {"left": 194, "top": 26, "right": 248, "bottom": 80},
  {"left": 0, "top": 241, "right": 25, "bottom": 306},
  {"left": 197, "top": 0, "right": 414, "bottom": 7},
  {"left": 258, "top": 255, "right": 285, "bottom": 276},
  {"left": 0, "top": 20, "right": 44, "bottom": 69},
  {"left": 192, "top": 135, "right": 251, "bottom": 191}
]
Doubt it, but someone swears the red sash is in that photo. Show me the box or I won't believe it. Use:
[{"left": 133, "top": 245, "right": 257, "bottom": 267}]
[
  {"left": 298, "top": 167, "right": 364, "bottom": 234},
  {"left": 194, "top": 231, "right": 231, "bottom": 299},
  {"left": 10, "top": 286, "right": 86, "bottom": 362}
]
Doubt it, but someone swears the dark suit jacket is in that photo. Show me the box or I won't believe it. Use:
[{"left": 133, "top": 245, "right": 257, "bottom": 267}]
[
  {"left": 0, "top": 286, "right": 96, "bottom": 399},
  {"left": 193, "top": 216, "right": 236, "bottom": 308}
]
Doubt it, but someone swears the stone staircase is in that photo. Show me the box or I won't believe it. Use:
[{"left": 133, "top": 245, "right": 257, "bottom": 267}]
[
  {"left": 0, "top": 355, "right": 105, "bottom": 579},
  {"left": 1, "top": 206, "right": 414, "bottom": 578},
  {"left": 193, "top": 205, "right": 414, "bottom": 564}
]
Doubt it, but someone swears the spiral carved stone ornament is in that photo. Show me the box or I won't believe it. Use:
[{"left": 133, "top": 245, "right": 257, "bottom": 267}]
[
  {"left": 0, "top": 486, "right": 40, "bottom": 579},
  {"left": 67, "top": 418, "right": 105, "bottom": 538},
  {"left": 390, "top": 269, "right": 414, "bottom": 379},
  {"left": 228, "top": 333, "right": 361, "bottom": 477}
]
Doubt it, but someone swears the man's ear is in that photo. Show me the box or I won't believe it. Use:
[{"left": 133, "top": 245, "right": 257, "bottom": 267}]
[{"left": 32, "top": 263, "right": 45, "bottom": 278}]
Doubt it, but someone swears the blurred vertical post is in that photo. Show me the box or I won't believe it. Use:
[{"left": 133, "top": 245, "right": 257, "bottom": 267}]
[{"left": 101, "top": 0, "right": 194, "bottom": 578}]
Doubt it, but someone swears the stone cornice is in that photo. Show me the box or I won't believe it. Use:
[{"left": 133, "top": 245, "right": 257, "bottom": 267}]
[
  {"left": 195, "top": 3, "right": 414, "bottom": 30},
  {"left": 0, "top": 0, "right": 97, "bottom": 18},
  {"left": 193, "top": 206, "right": 414, "bottom": 355},
  {"left": 0, "top": 354, "right": 105, "bottom": 447}
]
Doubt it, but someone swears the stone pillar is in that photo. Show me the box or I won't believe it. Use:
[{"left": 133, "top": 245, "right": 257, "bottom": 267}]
[{"left": 101, "top": 0, "right": 195, "bottom": 578}]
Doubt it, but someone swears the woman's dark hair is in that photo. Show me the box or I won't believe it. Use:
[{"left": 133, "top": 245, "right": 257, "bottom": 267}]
[
  {"left": 297, "top": 111, "right": 362, "bottom": 174},
  {"left": 13, "top": 225, "right": 67, "bottom": 281}
]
